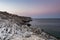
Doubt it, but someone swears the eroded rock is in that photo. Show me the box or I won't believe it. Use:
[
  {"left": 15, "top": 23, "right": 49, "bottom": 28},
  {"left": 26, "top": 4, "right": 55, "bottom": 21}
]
[{"left": 0, "top": 11, "right": 58, "bottom": 40}]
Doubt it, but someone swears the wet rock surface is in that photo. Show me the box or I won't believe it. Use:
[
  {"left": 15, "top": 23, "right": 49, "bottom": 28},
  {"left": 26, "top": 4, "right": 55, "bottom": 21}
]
[{"left": 0, "top": 11, "right": 58, "bottom": 40}]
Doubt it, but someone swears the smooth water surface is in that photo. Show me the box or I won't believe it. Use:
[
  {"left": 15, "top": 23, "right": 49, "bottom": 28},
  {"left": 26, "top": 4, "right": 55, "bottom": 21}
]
[{"left": 30, "top": 18, "right": 60, "bottom": 38}]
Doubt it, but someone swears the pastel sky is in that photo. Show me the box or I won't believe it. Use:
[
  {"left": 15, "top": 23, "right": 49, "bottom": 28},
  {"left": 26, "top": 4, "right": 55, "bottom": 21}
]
[{"left": 0, "top": 0, "right": 60, "bottom": 18}]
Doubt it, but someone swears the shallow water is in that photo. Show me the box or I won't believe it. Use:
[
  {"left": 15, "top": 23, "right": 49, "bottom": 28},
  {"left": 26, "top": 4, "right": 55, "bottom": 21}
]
[{"left": 30, "top": 18, "right": 60, "bottom": 38}]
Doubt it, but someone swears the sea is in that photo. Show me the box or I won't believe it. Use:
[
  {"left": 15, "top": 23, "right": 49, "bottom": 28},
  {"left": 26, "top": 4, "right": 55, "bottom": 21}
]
[{"left": 30, "top": 18, "right": 60, "bottom": 38}]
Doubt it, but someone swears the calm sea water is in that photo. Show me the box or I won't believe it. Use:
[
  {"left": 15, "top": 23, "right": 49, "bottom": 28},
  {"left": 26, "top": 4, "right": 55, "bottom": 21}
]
[{"left": 30, "top": 18, "right": 60, "bottom": 38}]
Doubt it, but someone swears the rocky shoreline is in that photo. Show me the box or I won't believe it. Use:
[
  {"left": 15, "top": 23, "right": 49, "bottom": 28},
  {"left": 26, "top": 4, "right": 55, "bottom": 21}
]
[{"left": 0, "top": 11, "right": 59, "bottom": 40}]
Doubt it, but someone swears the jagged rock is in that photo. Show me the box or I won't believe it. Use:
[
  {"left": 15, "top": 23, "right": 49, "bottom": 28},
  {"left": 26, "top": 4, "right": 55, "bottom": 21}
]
[{"left": 0, "top": 11, "right": 58, "bottom": 40}]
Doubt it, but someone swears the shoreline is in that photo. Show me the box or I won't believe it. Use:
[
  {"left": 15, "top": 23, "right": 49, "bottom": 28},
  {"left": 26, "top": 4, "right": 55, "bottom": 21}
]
[{"left": 0, "top": 11, "right": 59, "bottom": 40}]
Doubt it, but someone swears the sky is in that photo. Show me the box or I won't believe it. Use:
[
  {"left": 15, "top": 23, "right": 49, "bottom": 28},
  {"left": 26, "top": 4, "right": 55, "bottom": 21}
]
[{"left": 0, "top": 0, "right": 60, "bottom": 18}]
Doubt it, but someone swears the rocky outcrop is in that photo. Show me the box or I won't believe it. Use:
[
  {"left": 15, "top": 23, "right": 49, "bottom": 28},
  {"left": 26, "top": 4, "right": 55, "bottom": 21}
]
[
  {"left": 0, "top": 11, "right": 32, "bottom": 25},
  {"left": 0, "top": 11, "right": 58, "bottom": 40}
]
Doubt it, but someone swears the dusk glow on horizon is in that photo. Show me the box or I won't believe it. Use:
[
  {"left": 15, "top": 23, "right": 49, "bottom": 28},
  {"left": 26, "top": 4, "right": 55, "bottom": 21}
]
[{"left": 0, "top": 0, "right": 60, "bottom": 18}]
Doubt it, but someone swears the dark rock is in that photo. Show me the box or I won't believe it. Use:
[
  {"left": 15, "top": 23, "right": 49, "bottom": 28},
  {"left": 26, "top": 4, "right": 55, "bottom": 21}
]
[
  {"left": 0, "top": 11, "right": 32, "bottom": 25},
  {"left": 27, "top": 24, "right": 31, "bottom": 27}
]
